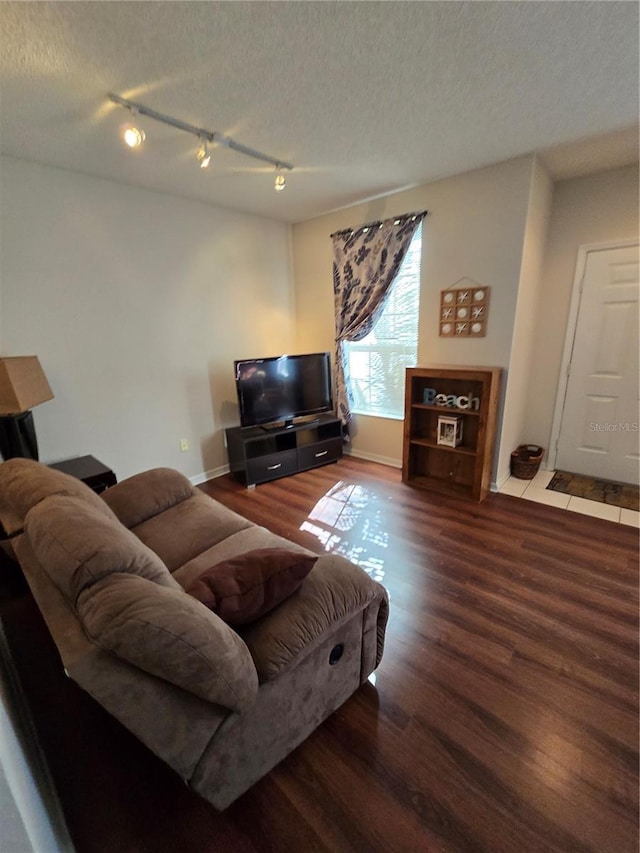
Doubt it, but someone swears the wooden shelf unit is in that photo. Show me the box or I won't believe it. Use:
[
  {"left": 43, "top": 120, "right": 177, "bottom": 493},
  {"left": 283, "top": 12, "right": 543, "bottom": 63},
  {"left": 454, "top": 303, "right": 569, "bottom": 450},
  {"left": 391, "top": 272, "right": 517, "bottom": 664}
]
[{"left": 402, "top": 365, "right": 502, "bottom": 502}]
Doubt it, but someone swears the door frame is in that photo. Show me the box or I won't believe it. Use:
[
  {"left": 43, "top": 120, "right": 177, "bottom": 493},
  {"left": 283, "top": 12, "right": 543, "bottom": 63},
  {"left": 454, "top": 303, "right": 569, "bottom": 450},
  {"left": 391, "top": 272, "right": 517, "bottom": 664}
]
[{"left": 548, "top": 238, "right": 639, "bottom": 472}]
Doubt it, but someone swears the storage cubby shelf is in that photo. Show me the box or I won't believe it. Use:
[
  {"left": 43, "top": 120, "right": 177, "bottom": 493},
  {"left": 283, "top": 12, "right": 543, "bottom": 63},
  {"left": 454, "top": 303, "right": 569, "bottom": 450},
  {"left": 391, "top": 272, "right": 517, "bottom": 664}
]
[
  {"left": 411, "top": 402, "right": 481, "bottom": 417},
  {"left": 402, "top": 365, "right": 502, "bottom": 502},
  {"left": 409, "top": 438, "right": 476, "bottom": 456},
  {"left": 226, "top": 414, "right": 342, "bottom": 487}
]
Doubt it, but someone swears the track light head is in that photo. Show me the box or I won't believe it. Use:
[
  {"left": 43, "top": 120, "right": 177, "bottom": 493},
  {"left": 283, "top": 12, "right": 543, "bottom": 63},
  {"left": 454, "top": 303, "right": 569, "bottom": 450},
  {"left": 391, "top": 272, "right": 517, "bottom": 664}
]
[
  {"left": 122, "top": 108, "right": 145, "bottom": 149},
  {"left": 197, "top": 139, "right": 211, "bottom": 169},
  {"left": 274, "top": 168, "right": 286, "bottom": 192},
  {"left": 123, "top": 125, "right": 145, "bottom": 148}
]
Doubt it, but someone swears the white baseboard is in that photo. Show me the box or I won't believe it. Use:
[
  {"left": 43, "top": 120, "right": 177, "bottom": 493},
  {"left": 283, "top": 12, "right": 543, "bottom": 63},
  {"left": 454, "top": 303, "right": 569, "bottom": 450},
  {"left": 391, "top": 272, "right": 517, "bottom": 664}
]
[
  {"left": 344, "top": 448, "right": 402, "bottom": 469},
  {"left": 192, "top": 457, "right": 513, "bottom": 495},
  {"left": 191, "top": 452, "right": 404, "bottom": 486},
  {"left": 189, "top": 464, "right": 229, "bottom": 486}
]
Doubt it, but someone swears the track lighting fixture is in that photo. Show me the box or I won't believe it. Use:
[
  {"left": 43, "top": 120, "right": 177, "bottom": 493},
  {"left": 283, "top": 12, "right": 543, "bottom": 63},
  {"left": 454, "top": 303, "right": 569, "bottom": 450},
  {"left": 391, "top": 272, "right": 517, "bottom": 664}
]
[
  {"left": 122, "top": 108, "right": 145, "bottom": 149},
  {"left": 197, "top": 139, "right": 211, "bottom": 169},
  {"left": 109, "top": 94, "right": 293, "bottom": 188},
  {"left": 274, "top": 168, "right": 286, "bottom": 192}
]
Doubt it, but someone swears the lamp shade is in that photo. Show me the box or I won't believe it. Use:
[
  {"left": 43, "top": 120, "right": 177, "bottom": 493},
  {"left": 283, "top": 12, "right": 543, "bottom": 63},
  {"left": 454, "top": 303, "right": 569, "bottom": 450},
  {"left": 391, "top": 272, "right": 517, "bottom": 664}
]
[{"left": 0, "top": 356, "right": 54, "bottom": 415}]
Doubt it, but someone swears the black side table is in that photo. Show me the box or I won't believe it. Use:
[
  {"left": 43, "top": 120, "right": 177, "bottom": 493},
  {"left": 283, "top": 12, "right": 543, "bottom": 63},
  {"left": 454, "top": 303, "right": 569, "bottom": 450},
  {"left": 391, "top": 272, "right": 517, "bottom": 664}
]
[{"left": 48, "top": 455, "right": 117, "bottom": 494}]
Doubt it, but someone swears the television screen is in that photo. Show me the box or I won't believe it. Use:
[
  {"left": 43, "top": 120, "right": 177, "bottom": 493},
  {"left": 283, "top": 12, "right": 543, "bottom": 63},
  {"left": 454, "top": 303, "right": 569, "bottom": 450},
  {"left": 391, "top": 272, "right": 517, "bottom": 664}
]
[{"left": 234, "top": 352, "right": 333, "bottom": 428}]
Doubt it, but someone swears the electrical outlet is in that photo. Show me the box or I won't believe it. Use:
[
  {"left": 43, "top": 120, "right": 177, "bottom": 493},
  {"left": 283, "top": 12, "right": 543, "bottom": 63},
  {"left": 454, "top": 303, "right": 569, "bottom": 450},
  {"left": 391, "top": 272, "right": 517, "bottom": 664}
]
[{"left": 180, "top": 439, "right": 189, "bottom": 452}]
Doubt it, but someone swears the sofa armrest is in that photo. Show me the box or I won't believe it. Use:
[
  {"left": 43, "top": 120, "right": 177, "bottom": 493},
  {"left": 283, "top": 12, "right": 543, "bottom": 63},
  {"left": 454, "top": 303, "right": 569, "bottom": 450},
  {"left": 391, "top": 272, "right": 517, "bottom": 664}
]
[
  {"left": 101, "top": 468, "right": 197, "bottom": 529},
  {"left": 13, "top": 535, "right": 232, "bottom": 781},
  {"left": 78, "top": 574, "right": 258, "bottom": 713},
  {"left": 239, "top": 554, "right": 389, "bottom": 682}
]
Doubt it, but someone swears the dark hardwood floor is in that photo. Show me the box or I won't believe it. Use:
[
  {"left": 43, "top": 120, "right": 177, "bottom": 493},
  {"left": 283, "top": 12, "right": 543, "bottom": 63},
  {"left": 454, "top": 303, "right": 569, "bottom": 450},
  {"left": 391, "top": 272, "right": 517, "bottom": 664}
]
[
  {"left": 202, "top": 457, "right": 639, "bottom": 853},
  {"left": 2, "top": 456, "right": 638, "bottom": 852}
]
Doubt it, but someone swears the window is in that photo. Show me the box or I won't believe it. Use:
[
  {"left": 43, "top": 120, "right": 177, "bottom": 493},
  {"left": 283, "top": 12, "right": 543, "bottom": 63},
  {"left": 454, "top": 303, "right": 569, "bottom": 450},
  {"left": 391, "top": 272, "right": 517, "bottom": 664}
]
[{"left": 344, "top": 223, "right": 422, "bottom": 418}]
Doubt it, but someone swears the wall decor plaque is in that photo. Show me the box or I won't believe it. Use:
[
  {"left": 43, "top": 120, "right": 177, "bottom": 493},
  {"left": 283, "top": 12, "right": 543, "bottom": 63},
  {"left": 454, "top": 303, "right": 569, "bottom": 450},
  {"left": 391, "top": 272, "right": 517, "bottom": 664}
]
[{"left": 440, "top": 282, "right": 490, "bottom": 337}]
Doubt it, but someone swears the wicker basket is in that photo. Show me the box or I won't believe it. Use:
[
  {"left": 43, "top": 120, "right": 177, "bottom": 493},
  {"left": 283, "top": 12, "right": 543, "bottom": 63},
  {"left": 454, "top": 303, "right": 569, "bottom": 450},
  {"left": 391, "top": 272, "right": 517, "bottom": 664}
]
[{"left": 510, "top": 445, "right": 544, "bottom": 479}]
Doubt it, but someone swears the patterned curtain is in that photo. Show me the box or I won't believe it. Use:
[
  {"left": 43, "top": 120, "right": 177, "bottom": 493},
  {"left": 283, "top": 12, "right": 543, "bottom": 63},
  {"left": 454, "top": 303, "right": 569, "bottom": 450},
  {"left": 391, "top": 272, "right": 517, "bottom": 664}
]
[{"left": 332, "top": 211, "right": 426, "bottom": 425}]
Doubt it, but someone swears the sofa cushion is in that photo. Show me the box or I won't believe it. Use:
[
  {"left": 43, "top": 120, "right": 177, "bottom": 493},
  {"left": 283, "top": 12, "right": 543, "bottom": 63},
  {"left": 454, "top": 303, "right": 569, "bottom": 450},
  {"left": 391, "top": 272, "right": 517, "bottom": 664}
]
[
  {"left": 0, "top": 457, "right": 117, "bottom": 537},
  {"left": 77, "top": 573, "right": 258, "bottom": 712},
  {"left": 186, "top": 549, "right": 318, "bottom": 625},
  {"left": 101, "top": 467, "right": 196, "bottom": 529},
  {"left": 172, "top": 526, "right": 313, "bottom": 590},
  {"left": 25, "top": 495, "right": 179, "bottom": 606},
  {"left": 130, "top": 491, "right": 254, "bottom": 573}
]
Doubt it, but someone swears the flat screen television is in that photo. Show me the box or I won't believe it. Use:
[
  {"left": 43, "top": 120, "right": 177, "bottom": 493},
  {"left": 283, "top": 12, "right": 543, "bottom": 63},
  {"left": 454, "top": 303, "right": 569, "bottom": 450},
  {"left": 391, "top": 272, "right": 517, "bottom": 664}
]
[{"left": 234, "top": 352, "right": 333, "bottom": 429}]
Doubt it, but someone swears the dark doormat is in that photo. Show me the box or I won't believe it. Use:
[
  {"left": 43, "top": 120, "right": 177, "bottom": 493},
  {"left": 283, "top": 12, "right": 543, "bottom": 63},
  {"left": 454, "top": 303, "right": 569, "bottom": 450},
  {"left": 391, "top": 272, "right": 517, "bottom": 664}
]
[{"left": 547, "top": 470, "right": 639, "bottom": 511}]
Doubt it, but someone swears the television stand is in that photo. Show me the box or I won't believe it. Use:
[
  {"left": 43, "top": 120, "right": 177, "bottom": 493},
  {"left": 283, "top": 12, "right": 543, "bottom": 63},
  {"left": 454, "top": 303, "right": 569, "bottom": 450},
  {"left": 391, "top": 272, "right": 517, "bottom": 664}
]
[
  {"left": 226, "top": 413, "right": 342, "bottom": 486},
  {"left": 260, "top": 416, "right": 320, "bottom": 432}
]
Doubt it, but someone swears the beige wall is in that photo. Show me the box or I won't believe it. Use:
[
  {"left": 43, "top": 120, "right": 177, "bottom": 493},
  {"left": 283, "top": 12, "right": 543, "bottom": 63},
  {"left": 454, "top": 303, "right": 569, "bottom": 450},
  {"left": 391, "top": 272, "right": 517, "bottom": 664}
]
[
  {"left": 524, "top": 163, "right": 639, "bottom": 464},
  {"left": 3, "top": 154, "right": 633, "bottom": 487},
  {"left": 292, "top": 156, "right": 535, "bottom": 474},
  {"left": 497, "top": 157, "right": 553, "bottom": 483},
  {"left": 0, "top": 156, "right": 295, "bottom": 480}
]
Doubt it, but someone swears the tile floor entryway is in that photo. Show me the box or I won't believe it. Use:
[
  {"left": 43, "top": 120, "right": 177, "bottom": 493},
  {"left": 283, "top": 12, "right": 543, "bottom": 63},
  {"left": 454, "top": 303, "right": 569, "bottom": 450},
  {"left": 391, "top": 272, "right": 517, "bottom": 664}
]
[{"left": 499, "top": 469, "right": 640, "bottom": 528}]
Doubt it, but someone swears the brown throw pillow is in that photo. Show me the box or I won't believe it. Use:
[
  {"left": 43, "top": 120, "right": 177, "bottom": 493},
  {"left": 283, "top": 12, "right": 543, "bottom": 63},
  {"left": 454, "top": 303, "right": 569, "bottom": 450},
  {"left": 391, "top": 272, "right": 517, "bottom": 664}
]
[{"left": 186, "top": 548, "right": 317, "bottom": 625}]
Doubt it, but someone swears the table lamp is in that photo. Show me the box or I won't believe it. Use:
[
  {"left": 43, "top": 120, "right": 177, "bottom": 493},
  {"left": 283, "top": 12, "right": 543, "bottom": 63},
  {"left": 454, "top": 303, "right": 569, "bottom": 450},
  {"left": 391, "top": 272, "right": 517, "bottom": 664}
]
[{"left": 0, "top": 356, "right": 54, "bottom": 461}]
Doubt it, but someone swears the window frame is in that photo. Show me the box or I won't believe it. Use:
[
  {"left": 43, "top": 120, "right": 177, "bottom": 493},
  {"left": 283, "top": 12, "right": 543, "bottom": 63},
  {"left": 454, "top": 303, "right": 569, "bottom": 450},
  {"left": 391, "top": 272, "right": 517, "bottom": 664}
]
[{"left": 343, "top": 225, "right": 422, "bottom": 420}]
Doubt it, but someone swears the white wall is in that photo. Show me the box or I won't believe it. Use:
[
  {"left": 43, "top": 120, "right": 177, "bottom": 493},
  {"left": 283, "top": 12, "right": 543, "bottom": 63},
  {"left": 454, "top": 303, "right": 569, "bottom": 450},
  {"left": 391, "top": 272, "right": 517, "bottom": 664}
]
[
  {"left": 524, "top": 163, "right": 639, "bottom": 461},
  {"left": 292, "top": 156, "right": 535, "bottom": 473},
  {"left": 497, "top": 157, "right": 553, "bottom": 483},
  {"left": 0, "top": 156, "right": 295, "bottom": 481}
]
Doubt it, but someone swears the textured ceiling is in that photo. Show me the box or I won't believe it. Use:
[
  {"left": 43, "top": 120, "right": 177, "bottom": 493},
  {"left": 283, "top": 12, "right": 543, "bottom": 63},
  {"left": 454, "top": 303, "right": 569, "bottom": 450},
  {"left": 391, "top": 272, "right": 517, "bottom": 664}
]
[{"left": 0, "top": 1, "right": 638, "bottom": 223}]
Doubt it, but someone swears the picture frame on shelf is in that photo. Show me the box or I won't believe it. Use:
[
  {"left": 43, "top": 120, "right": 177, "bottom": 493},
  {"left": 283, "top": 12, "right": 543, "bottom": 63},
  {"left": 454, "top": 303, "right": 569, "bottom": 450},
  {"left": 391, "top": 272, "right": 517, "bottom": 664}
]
[{"left": 437, "top": 415, "right": 463, "bottom": 447}]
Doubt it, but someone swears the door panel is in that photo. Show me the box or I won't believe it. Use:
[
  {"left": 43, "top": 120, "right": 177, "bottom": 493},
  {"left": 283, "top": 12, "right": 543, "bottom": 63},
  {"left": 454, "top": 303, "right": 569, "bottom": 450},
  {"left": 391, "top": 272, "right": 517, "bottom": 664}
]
[{"left": 556, "top": 245, "right": 639, "bottom": 484}]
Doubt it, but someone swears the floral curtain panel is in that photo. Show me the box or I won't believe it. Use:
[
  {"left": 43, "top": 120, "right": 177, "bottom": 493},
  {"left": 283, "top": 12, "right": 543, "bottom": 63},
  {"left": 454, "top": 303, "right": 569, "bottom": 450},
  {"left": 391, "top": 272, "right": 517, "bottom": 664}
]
[{"left": 332, "top": 211, "right": 426, "bottom": 425}]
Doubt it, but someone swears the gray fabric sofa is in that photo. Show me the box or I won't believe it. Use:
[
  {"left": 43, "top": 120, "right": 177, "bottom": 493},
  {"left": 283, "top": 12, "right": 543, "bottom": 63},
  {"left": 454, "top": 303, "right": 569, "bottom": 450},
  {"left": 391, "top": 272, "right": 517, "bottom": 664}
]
[{"left": 0, "top": 458, "right": 388, "bottom": 809}]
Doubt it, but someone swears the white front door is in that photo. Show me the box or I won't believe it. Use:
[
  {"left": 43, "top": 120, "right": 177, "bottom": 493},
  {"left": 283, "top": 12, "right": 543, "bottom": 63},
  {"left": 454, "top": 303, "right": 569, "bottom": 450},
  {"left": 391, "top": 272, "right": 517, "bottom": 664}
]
[{"left": 556, "top": 244, "right": 639, "bottom": 485}]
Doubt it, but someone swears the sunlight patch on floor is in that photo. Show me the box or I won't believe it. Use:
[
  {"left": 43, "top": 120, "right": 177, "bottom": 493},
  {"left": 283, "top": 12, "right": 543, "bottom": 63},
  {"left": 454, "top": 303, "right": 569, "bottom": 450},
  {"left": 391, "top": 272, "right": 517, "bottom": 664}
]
[{"left": 300, "top": 480, "right": 388, "bottom": 581}]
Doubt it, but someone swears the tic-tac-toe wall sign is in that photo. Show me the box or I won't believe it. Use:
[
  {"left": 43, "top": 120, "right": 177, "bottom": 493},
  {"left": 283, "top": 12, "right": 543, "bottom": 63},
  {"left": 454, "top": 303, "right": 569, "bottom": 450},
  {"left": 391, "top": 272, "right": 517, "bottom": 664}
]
[{"left": 439, "top": 281, "right": 491, "bottom": 337}]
